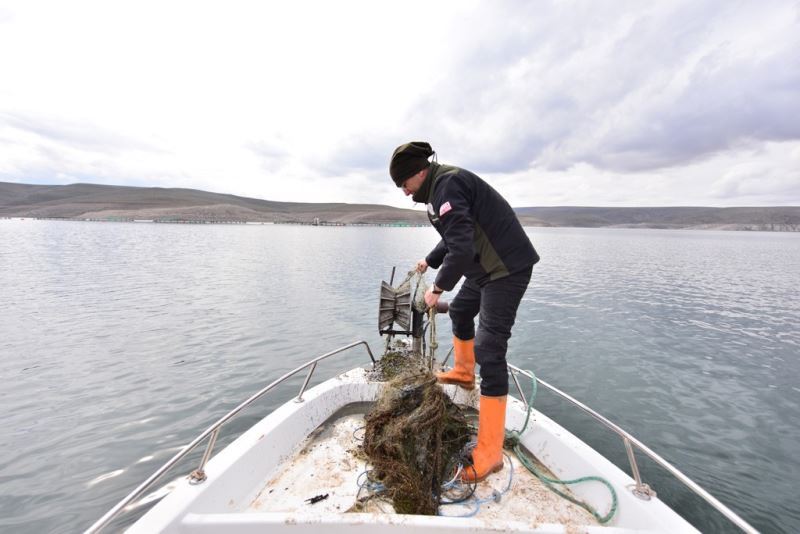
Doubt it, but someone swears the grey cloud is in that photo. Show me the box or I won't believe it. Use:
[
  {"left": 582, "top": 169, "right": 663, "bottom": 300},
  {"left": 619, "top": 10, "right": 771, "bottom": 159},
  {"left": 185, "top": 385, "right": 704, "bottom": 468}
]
[
  {"left": 324, "top": 134, "right": 396, "bottom": 174},
  {"left": 300, "top": 132, "right": 402, "bottom": 183},
  {"left": 587, "top": 35, "right": 800, "bottom": 172},
  {"left": 0, "top": 111, "right": 169, "bottom": 189},
  {"left": 247, "top": 134, "right": 397, "bottom": 183},
  {"left": 233, "top": 1, "right": 800, "bottom": 193},
  {"left": 401, "top": 1, "right": 800, "bottom": 175},
  {"left": 247, "top": 140, "right": 291, "bottom": 173},
  {"left": 709, "top": 160, "right": 800, "bottom": 202},
  {"left": 0, "top": 7, "right": 14, "bottom": 25},
  {"left": 711, "top": 177, "right": 800, "bottom": 204},
  {"left": 0, "top": 111, "right": 157, "bottom": 154}
]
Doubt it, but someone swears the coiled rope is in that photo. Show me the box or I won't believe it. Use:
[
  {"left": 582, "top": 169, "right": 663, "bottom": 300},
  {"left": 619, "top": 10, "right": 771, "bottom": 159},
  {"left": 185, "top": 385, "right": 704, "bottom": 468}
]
[{"left": 505, "top": 371, "right": 619, "bottom": 524}]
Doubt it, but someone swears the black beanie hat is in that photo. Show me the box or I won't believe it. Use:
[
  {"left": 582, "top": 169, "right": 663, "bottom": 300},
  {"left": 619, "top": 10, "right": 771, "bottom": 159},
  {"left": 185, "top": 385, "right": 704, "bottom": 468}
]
[{"left": 389, "top": 141, "right": 435, "bottom": 186}]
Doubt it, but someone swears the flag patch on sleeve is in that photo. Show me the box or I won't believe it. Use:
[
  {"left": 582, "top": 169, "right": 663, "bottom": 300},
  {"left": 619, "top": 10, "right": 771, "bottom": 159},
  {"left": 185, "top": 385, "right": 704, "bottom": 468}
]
[{"left": 439, "top": 201, "right": 452, "bottom": 216}]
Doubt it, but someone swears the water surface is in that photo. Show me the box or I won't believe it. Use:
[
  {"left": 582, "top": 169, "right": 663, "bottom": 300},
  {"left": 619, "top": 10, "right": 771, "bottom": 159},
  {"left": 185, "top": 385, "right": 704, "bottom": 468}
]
[{"left": 0, "top": 220, "right": 797, "bottom": 532}]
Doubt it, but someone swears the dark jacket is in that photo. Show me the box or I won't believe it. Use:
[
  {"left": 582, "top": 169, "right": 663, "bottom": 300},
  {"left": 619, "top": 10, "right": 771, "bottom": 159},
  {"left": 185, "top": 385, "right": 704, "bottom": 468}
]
[{"left": 420, "top": 162, "right": 539, "bottom": 291}]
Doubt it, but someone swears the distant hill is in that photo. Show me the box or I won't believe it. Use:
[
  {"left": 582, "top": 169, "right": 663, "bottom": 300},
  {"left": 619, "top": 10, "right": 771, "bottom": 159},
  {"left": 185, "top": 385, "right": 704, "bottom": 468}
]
[
  {"left": 0, "top": 182, "right": 429, "bottom": 225},
  {"left": 514, "top": 206, "right": 800, "bottom": 231},
  {"left": 1, "top": 182, "right": 798, "bottom": 231}
]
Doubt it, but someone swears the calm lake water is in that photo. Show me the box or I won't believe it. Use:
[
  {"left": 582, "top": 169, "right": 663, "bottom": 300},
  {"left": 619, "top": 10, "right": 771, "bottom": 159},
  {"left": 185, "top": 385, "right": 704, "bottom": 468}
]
[{"left": 1, "top": 220, "right": 798, "bottom": 533}]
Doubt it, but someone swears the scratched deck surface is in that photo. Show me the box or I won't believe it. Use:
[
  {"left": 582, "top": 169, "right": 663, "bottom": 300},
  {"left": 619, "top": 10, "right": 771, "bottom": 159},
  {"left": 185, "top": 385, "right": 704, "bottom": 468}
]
[{"left": 247, "top": 412, "right": 596, "bottom": 528}]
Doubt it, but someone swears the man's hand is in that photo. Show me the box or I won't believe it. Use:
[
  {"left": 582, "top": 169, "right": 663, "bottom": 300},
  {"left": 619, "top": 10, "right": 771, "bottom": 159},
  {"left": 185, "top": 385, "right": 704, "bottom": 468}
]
[
  {"left": 424, "top": 286, "right": 441, "bottom": 308},
  {"left": 416, "top": 259, "right": 429, "bottom": 273}
]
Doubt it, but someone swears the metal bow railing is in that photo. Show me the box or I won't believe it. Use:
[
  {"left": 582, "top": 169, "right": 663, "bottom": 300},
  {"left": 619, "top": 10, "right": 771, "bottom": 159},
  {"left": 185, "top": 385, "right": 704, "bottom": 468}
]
[
  {"left": 507, "top": 364, "right": 757, "bottom": 534},
  {"left": 87, "top": 342, "right": 756, "bottom": 534},
  {"left": 85, "top": 340, "right": 375, "bottom": 534}
]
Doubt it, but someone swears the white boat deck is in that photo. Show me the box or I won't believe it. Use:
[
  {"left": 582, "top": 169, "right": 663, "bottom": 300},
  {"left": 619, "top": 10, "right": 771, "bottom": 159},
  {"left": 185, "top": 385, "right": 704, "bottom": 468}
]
[
  {"left": 126, "top": 367, "right": 700, "bottom": 533},
  {"left": 247, "top": 410, "right": 596, "bottom": 528}
]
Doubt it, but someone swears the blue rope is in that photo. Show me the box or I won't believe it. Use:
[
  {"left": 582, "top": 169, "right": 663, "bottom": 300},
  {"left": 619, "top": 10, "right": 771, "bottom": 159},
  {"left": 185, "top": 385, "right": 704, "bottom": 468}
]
[
  {"left": 438, "top": 453, "right": 514, "bottom": 518},
  {"left": 356, "top": 469, "right": 385, "bottom": 493}
]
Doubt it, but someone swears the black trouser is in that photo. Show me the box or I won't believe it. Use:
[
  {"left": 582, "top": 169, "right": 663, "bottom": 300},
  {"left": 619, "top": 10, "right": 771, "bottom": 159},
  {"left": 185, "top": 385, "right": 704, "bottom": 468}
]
[{"left": 448, "top": 266, "right": 532, "bottom": 396}]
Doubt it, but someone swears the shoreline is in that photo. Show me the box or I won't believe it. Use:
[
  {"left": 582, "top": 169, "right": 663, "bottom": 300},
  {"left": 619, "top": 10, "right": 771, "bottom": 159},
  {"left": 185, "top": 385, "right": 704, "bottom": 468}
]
[{"left": 2, "top": 216, "right": 797, "bottom": 232}]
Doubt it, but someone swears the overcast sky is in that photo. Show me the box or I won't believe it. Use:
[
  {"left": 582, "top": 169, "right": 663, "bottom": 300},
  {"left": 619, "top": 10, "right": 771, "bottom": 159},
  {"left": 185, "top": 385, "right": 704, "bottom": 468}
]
[{"left": 1, "top": 0, "right": 798, "bottom": 208}]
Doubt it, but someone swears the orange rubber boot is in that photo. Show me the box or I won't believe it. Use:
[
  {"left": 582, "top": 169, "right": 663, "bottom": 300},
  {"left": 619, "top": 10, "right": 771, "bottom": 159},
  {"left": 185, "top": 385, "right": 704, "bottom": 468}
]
[
  {"left": 461, "top": 395, "right": 507, "bottom": 483},
  {"left": 436, "top": 336, "right": 476, "bottom": 390}
]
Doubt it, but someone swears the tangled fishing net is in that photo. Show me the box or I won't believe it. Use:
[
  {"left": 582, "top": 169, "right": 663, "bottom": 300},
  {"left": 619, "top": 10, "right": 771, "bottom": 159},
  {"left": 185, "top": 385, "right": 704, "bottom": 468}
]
[
  {"left": 355, "top": 269, "right": 619, "bottom": 522},
  {"left": 363, "top": 349, "right": 470, "bottom": 514}
]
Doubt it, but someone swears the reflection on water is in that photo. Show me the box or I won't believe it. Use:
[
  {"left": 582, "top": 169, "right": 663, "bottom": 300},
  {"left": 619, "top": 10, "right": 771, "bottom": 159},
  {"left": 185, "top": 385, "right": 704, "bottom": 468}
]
[{"left": 0, "top": 221, "right": 798, "bottom": 533}]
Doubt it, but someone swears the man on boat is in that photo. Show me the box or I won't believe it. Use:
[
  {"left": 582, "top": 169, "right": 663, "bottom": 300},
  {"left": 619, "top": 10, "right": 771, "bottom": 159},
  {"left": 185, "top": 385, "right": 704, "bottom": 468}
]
[{"left": 389, "top": 141, "right": 539, "bottom": 483}]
